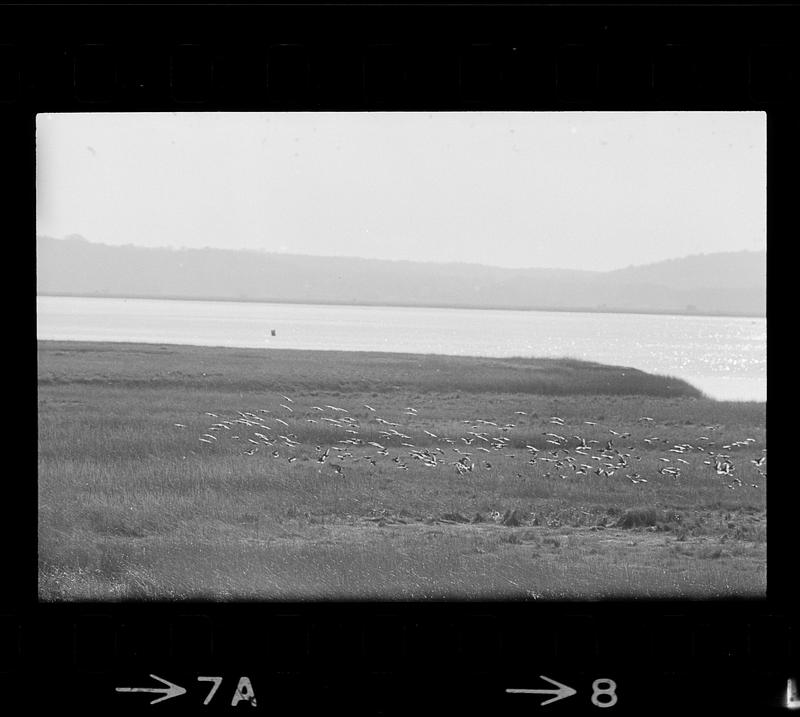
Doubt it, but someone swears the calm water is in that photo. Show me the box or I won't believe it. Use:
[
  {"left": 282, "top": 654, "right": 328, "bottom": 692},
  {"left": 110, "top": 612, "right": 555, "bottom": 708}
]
[{"left": 37, "top": 296, "right": 766, "bottom": 401}]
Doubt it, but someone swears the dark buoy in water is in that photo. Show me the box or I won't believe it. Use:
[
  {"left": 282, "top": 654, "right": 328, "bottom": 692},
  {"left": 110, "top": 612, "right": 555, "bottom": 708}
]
[{"left": 270, "top": 329, "right": 276, "bottom": 337}]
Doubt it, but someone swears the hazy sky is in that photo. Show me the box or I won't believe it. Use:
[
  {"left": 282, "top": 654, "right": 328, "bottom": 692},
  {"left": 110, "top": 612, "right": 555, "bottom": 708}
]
[{"left": 36, "top": 111, "right": 765, "bottom": 271}]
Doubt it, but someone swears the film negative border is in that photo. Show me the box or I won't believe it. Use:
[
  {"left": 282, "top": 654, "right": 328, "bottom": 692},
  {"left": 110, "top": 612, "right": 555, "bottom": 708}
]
[
  {"left": 3, "top": 3, "right": 795, "bottom": 715},
  {"left": 0, "top": 40, "right": 796, "bottom": 109}
]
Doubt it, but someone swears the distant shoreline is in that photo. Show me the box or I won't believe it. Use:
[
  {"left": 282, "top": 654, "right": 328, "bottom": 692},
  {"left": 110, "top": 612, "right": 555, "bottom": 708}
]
[{"left": 36, "top": 292, "right": 766, "bottom": 320}]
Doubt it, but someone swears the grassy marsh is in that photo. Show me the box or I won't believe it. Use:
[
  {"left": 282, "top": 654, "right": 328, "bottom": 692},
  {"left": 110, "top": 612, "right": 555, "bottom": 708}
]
[{"left": 38, "top": 341, "right": 766, "bottom": 600}]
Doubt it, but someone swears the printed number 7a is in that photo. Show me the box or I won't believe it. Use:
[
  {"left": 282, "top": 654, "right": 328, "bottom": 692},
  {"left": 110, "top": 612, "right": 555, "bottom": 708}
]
[{"left": 197, "top": 676, "right": 258, "bottom": 707}]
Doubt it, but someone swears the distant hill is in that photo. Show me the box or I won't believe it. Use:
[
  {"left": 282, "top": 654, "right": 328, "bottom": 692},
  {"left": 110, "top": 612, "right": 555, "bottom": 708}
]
[
  {"left": 608, "top": 251, "right": 766, "bottom": 290},
  {"left": 36, "top": 235, "right": 766, "bottom": 317}
]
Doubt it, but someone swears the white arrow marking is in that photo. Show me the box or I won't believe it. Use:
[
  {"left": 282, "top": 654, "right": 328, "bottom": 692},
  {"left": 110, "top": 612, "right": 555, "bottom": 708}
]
[
  {"left": 116, "top": 674, "right": 187, "bottom": 705},
  {"left": 506, "top": 675, "right": 577, "bottom": 706}
]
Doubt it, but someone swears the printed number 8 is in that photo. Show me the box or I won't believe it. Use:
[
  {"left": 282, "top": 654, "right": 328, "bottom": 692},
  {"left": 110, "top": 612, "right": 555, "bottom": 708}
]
[{"left": 591, "top": 678, "right": 618, "bottom": 708}]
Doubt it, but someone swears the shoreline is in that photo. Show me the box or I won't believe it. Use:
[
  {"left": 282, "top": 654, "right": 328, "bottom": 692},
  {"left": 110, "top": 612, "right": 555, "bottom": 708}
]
[
  {"left": 38, "top": 339, "right": 709, "bottom": 401},
  {"left": 35, "top": 339, "right": 766, "bottom": 403},
  {"left": 36, "top": 292, "right": 767, "bottom": 321}
]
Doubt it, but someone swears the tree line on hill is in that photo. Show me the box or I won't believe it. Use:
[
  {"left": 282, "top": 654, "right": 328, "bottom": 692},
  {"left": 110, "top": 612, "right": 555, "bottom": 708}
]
[{"left": 36, "top": 234, "right": 766, "bottom": 317}]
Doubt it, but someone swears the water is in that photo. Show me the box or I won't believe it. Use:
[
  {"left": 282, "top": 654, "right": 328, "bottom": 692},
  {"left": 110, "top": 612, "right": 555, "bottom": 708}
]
[{"left": 37, "top": 296, "right": 766, "bottom": 401}]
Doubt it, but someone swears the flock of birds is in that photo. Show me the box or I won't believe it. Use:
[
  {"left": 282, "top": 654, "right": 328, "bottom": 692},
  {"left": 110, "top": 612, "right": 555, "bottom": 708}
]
[{"left": 173, "top": 395, "right": 766, "bottom": 491}]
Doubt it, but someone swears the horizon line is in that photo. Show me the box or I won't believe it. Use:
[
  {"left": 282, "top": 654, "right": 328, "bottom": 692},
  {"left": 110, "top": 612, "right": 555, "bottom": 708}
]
[{"left": 37, "top": 291, "right": 767, "bottom": 321}]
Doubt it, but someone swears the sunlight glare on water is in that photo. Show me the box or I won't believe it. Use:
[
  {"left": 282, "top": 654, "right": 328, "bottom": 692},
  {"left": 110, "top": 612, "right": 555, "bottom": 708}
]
[{"left": 37, "top": 296, "right": 766, "bottom": 401}]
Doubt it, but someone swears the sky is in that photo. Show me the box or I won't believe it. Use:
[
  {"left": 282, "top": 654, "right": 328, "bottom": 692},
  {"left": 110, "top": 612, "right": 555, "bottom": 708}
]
[{"left": 36, "top": 111, "right": 766, "bottom": 272}]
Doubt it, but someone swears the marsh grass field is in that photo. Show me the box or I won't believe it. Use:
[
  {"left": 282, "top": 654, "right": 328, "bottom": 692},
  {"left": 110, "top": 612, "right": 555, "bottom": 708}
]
[{"left": 38, "top": 341, "right": 766, "bottom": 601}]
